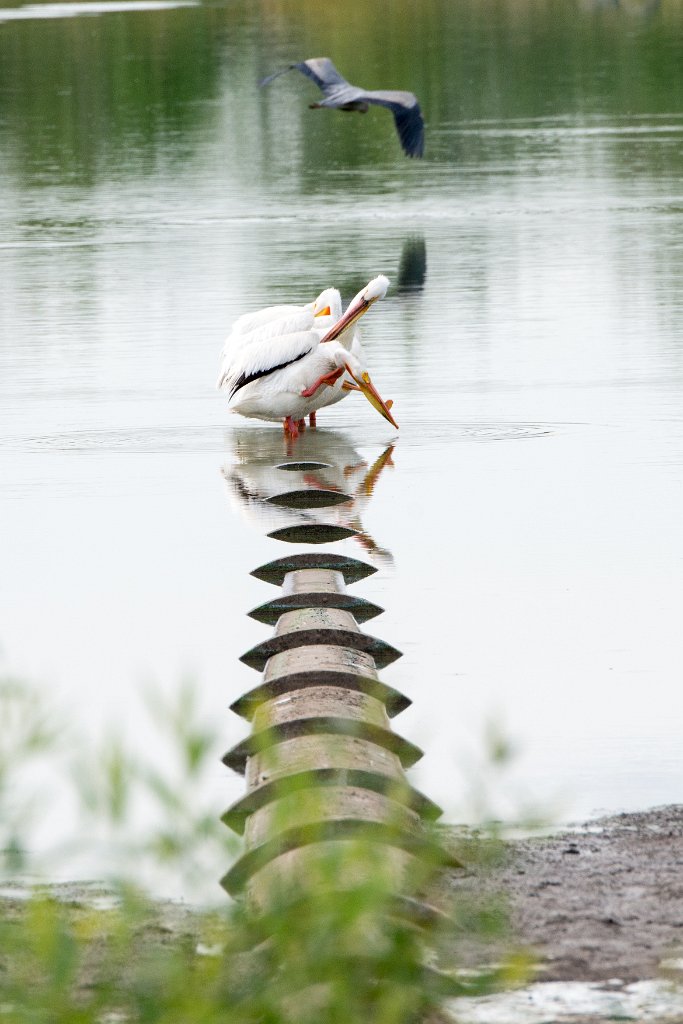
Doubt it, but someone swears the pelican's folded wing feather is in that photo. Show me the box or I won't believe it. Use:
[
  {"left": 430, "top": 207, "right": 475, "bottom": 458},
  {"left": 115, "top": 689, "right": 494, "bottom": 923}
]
[
  {"left": 229, "top": 304, "right": 306, "bottom": 339},
  {"left": 218, "top": 310, "right": 315, "bottom": 383},
  {"left": 363, "top": 90, "right": 425, "bottom": 158},
  {"left": 218, "top": 329, "right": 318, "bottom": 396}
]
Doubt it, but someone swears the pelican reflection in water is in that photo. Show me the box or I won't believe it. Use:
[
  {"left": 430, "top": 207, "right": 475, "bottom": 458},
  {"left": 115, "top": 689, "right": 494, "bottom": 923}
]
[{"left": 221, "top": 427, "right": 395, "bottom": 566}]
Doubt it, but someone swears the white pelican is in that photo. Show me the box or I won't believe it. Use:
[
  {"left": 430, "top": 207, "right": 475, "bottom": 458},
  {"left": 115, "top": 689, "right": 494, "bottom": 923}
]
[{"left": 217, "top": 276, "right": 397, "bottom": 438}]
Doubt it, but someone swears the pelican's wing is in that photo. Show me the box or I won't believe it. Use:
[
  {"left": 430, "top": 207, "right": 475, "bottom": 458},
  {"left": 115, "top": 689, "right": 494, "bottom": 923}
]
[
  {"left": 218, "top": 328, "right": 319, "bottom": 397},
  {"left": 260, "top": 57, "right": 348, "bottom": 95},
  {"left": 362, "top": 90, "right": 425, "bottom": 158},
  {"left": 218, "top": 310, "right": 314, "bottom": 378}
]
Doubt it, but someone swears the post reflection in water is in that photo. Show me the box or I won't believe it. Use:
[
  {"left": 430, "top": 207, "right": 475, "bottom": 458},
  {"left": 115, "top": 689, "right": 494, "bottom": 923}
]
[
  {"left": 221, "top": 427, "right": 395, "bottom": 566},
  {"left": 396, "top": 235, "right": 427, "bottom": 293}
]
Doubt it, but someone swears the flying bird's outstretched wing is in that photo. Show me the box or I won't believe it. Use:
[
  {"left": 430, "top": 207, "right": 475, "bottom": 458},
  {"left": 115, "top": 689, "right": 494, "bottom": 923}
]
[
  {"left": 293, "top": 57, "right": 349, "bottom": 94},
  {"left": 362, "top": 90, "right": 425, "bottom": 158},
  {"left": 259, "top": 57, "right": 348, "bottom": 93}
]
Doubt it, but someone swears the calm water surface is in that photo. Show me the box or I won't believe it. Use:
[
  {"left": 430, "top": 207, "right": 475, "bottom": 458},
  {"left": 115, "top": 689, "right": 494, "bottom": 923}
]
[{"left": 1, "top": 0, "right": 683, "bottom": 863}]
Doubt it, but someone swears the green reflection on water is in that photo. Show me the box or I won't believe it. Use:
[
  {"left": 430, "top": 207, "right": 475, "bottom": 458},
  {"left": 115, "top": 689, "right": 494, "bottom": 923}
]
[
  {"left": 0, "top": 4, "right": 233, "bottom": 185},
  {"left": 1, "top": 0, "right": 683, "bottom": 189}
]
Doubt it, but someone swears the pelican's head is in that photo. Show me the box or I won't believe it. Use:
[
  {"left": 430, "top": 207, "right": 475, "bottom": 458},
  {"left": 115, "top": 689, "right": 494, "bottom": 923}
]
[
  {"left": 359, "top": 275, "right": 390, "bottom": 304},
  {"left": 320, "top": 275, "right": 390, "bottom": 344},
  {"left": 307, "top": 287, "right": 342, "bottom": 321},
  {"left": 333, "top": 345, "right": 398, "bottom": 430}
]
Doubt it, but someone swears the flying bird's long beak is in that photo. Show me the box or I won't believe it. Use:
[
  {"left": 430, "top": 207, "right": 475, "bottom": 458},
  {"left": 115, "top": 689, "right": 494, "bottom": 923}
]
[
  {"left": 345, "top": 364, "right": 399, "bottom": 429},
  {"left": 320, "top": 293, "right": 374, "bottom": 342}
]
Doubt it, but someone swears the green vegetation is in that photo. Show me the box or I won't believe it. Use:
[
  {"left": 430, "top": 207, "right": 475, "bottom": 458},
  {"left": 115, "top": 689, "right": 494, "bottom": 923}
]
[{"left": 0, "top": 676, "right": 530, "bottom": 1023}]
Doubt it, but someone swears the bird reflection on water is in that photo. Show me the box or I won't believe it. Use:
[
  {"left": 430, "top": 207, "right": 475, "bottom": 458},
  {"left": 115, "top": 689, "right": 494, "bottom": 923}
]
[{"left": 222, "top": 427, "right": 395, "bottom": 566}]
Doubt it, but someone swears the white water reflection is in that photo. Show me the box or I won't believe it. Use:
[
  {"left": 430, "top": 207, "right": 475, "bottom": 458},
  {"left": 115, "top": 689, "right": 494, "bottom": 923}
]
[
  {"left": 449, "top": 978, "right": 683, "bottom": 1023},
  {"left": 0, "top": 1, "right": 196, "bottom": 21}
]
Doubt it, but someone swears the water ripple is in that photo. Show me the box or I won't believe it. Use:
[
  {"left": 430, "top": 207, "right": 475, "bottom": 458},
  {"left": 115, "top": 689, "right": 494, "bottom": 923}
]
[
  {"left": 0, "top": 426, "right": 226, "bottom": 454},
  {"left": 0, "top": 422, "right": 556, "bottom": 454}
]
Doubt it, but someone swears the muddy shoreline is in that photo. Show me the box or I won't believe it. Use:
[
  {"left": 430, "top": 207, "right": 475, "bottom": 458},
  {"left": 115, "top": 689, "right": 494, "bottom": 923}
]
[
  {"left": 445, "top": 804, "right": 683, "bottom": 985},
  {"left": 2, "top": 806, "right": 682, "bottom": 1019}
]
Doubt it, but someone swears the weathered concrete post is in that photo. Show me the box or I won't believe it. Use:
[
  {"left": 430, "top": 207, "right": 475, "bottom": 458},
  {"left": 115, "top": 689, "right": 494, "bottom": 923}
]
[{"left": 221, "top": 468, "right": 458, "bottom": 911}]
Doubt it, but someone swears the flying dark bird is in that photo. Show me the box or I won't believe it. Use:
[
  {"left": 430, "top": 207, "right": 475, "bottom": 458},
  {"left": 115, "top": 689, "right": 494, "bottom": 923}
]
[{"left": 260, "top": 57, "right": 424, "bottom": 159}]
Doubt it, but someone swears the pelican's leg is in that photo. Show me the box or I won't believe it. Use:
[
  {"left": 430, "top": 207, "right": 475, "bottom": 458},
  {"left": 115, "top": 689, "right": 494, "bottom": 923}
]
[
  {"left": 283, "top": 416, "right": 299, "bottom": 438},
  {"left": 301, "top": 366, "right": 345, "bottom": 398},
  {"left": 309, "top": 411, "right": 317, "bottom": 429},
  {"left": 297, "top": 419, "right": 306, "bottom": 432}
]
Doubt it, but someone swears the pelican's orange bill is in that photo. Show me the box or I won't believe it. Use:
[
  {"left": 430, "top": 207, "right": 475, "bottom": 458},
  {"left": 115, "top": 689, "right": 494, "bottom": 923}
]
[
  {"left": 345, "top": 365, "right": 398, "bottom": 429},
  {"left": 320, "top": 296, "right": 370, "bottom": 342},
  {"left": 314, "top": 305, "right": 331, "bottom": 317}
]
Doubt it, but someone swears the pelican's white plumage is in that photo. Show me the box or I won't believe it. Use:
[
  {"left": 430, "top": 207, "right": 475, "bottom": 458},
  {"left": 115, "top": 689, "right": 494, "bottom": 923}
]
[
  {"left": 216, "top": 287, "right": 341, "bottom": 390},
  {"left": 216, "top": 276, "right": 395, "bottom": 435}
]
